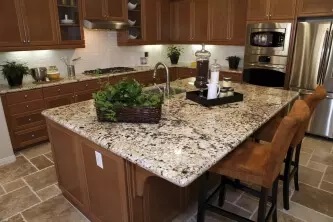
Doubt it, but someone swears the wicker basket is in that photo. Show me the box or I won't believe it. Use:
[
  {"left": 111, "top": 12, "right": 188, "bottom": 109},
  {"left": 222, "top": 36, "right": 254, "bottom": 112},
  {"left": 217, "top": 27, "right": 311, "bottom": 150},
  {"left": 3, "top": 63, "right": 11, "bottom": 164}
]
[{"left": 96, "top": 105, "right": 162, "bottom": 123}]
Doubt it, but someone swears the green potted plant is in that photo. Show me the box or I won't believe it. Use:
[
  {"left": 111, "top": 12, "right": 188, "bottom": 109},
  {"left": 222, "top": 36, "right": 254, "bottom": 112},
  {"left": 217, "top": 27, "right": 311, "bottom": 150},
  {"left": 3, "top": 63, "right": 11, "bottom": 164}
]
[
  {"left": 167, "top": 45, "right": 183, "bottom": 65},
  {"left": 1, "top": 61, "right": 29, "bottom": 87},
  {"left": 226, "top": 56, "right": 241, "bottom": 70},
  {"left": 93, "top": 79, "right": 163, "bottom": 123}
]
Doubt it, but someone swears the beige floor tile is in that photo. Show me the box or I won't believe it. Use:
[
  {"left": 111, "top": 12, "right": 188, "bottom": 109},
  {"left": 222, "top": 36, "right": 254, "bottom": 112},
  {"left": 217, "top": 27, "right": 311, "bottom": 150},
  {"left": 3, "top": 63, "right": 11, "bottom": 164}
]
[
  {"left": 225, "top": 186, "right": 243, "bottom": 203},
  {"left": 307, "top": 161, "right": 327, "bottom": 172},
  {"left": 24, "top": 166, "right": 57, "bottom": 191},
  {"left": 303, "top": 137, "right": 333, "bottom": 154},
  {"left": 320, "top": 181, "right": 333, "bottom": 194},
  {"left": 310, "top": 152, "right": 333, "bottom": 167},
  {"left": 0, "top": 186, "right": 40, "bottom": 220},
  {"left": 276, "top": 211, "right": 304, "bottom": 222},
  {"left": 299, "top": 152, "right": 311, "bottom": 166},
  {"left": 323, "top": 166, "right": 333, "bottom": 183},
  {"left": 0, "top": 185, "right": 5, "bottom": 196},
  {"left": 298, "top": 165, "right": 323, "bottom": 187},
  {"left": 291, "top": 183, "right": 333, "bottom": 217},
  {"left": 2, "top": 213, "right": 25, "bottom": 222},
  {"left": 44, "top": 152, "right": 54, "bottom": 162},
  {"left": 3, "top": 179, "right": 26, "bottom": 193},
  {"left": 0, "top": 156, "right": 37, "bottom": 185},
  {"left": 22, "top": 195, "right": 89, "bottom": 222},
  {"left": 301, "top": 137, "right": 316, "bottom": 154},
  {"left": 20, "top": 143, "right": 51, "bottom": 159},
  {"left": 36, "top": 185, "right": 61, "bottom": 201},
  {"left": 30, "top": 155, "right": 53, "bottom": 170},
  {"left": 222, "top": 202, "right": 252, "bottom": 219},
  {"left": 235, "top": 194, "right": 258, "bottom": 213}
]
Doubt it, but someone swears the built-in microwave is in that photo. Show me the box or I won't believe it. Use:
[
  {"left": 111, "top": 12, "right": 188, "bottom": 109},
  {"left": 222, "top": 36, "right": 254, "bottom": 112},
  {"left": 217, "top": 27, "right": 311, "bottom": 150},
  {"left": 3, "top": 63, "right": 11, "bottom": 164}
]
[{"left": 245, "top": 23, "right": 292, "bottom": 56}]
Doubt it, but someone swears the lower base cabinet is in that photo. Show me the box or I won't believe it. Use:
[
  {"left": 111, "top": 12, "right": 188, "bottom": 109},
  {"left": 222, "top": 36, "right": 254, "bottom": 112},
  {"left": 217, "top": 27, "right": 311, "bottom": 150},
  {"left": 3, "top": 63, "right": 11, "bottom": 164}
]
[{"left": 46, "top": 119, "right": 219, "bottom": 222}]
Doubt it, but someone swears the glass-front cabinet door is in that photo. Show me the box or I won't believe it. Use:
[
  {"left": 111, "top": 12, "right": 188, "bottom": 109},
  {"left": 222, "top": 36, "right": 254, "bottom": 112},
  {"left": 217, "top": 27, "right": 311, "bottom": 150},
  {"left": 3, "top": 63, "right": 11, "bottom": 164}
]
[{"left": 56, "top": 0, "right": 84, "bottom": 46}]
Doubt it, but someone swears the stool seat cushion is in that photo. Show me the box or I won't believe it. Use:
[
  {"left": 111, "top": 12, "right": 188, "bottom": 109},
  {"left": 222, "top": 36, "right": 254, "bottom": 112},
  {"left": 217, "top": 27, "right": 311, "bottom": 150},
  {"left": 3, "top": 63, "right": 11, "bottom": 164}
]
[{"left": 210, "top": 140, "right": 275, "bottom": 188}]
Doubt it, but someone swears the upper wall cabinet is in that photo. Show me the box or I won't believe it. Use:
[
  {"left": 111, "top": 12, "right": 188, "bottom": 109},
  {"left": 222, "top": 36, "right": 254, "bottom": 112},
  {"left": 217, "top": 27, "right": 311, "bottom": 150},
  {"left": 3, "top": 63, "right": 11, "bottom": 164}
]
[
  {"left": 0, "top": 0, "right": 58, "bottom": 49},
  {"left": 83, "top": 0, "right": 127, "bottom": 21},
  {"left": 297, "top": 0, "right": 333, "bottom": 17},
  {"left": 247, "top": 0, "right": 296, "bottom": 21},
  {"left": 170, "top": 0, "right": 208, "bottom": 42},
  {"left": 0, "top": 0, "right": 25, "bottom": 47},
  {"left": 209, "top": 0, "right": 247, "bottom": 45}
]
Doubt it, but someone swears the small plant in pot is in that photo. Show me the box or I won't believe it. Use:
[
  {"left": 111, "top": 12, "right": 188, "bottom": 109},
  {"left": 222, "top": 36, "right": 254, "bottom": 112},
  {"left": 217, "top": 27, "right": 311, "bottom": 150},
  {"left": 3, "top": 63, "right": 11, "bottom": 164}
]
[
  {"left": 1, "top": 61, "right": 29, "bottom": 87},
  {"left": 93, "top": 79, "right": 164, "bottom": 123},
  {"left": 226, "top": 56, "right": 241, "bottom": 70},
  {"left": 167, "top": 45, "right": 183, "bottom": 65}
]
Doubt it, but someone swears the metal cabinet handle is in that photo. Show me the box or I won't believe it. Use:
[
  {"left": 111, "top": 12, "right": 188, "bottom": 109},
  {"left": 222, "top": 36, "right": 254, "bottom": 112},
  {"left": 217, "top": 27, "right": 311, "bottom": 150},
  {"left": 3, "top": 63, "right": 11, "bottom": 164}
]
[
  {"left": 85, "top": 84, "right": 88, "bottom": 87},
  {"left": 24, "top": 95, "right": 28, "bottom": 98},
  {"left": 28, "top": 118, "right": 32, "bottom": 121},
  {"left": 57, "top": 88, "right": 61, "bottom": 92},
  {"left": 26, "top": 105, "right": 29, "bottom": 108},
  {"left": 31, "top": 134, "right": 35, "bottom": 137}
]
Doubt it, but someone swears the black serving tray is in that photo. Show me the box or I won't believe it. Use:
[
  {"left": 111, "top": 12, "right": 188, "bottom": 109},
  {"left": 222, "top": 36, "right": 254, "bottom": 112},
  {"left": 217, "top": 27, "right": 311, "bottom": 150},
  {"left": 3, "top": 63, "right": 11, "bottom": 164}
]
[{"left": 186, "top": 90, "right": 243, "bottom": 107}]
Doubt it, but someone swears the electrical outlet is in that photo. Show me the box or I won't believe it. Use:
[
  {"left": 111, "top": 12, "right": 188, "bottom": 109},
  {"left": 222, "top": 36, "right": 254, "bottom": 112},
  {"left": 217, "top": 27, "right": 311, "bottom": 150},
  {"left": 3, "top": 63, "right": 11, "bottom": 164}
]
[{"left": 95, "top": 151, "right": 103, "bottom": 169}]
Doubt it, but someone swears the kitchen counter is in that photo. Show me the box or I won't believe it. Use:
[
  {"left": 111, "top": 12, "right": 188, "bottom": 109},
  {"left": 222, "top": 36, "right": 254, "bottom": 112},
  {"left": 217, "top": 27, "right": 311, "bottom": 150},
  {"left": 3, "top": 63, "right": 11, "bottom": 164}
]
[
  {"left": 0, "top": 64, "right": 242, "bottom": 94},
  {"left": 42, "top": 79, "right": 298, "bottom": 187}
]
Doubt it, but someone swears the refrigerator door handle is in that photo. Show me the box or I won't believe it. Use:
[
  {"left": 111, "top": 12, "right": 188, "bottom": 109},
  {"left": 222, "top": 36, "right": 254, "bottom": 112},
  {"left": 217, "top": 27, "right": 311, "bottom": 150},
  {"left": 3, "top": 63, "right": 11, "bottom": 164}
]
[
  {"left": 317, "top": 29, "right": 330, "bottom": 85},
  {"left": 322, "top": 30, "right": 333, "bottom": 81}
]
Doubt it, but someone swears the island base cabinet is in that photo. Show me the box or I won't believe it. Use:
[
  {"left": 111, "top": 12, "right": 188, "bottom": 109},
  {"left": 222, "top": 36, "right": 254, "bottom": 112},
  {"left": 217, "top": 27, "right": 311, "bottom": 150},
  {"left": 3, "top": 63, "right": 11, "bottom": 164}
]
[{"left": 46, "top": 119, "right": 208, "bottom": 222}]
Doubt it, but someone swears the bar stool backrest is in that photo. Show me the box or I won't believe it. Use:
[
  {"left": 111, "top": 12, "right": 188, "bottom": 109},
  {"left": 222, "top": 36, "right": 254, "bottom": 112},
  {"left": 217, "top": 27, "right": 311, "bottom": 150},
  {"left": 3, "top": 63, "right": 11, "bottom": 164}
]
[
  {"left": 291, "top": 86, "right": 327, "bottom": 147},
  {"left": 265, "top": 100, "right": 310, "bottom": 185}
]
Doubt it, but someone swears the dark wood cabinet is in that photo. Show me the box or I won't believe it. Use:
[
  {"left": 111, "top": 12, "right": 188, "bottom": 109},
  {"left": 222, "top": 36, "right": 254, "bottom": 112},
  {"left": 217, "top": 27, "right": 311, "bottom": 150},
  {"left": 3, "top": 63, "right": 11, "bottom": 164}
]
[
  {"left": 81, "top": 140, "right": 128, "bottom": 222},
  {"left": 0, "top": 0, "right": 25, "bottom": 47},
  {"left": 83, "top": 0, "right": 105, "bottom": 19},
  {"left": 170, "top": 0, "right": 191, "bottom": 41},
  {"left": 209, "top": 0, "right": 246, "bottom": 45},
  {"left": 144, "top": 0, "right": 159, "bottom": 42},
  {"left": 21, "top": 0, "right": 58, "bottom": 46},
  {"left": 83, "top": 0, "right": 126, "bottom": 20},
  {"left": 44, "top": 94, "right": 74, "bottom": 109},
  {"left": 247, "top": 0, "right": 296, "bottom": 21},
  {"left": 158, "top": 0, "right": 171, "bottom": 42},
  {"left": 297, "top": 0, "right": 333, "bottom": 16},
  {"left": 74, "top": 90, "right": 97, "bottom": 102},
  {"left": 191, "top": 0, "right": 209, "bottom": 42},
  {"left": 48, "top": 123, "right": 87, "bottom": 210}
]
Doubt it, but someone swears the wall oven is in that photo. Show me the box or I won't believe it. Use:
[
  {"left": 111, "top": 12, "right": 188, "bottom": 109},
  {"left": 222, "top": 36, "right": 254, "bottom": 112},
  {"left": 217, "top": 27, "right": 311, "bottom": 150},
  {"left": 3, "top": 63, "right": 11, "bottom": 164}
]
[
  {"left": 245, "top": 23, "right": 292, "bottom": 57},
  {"left": 243, "top": 22, "right": 293, "bottom": 87}
]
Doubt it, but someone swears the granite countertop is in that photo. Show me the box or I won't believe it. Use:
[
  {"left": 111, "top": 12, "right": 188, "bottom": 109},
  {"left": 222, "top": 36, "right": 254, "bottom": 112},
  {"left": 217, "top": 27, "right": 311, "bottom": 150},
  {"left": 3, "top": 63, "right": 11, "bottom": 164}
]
[
  {"left": 0, "top": 64, "right": 242, "bottom": 94},
  {"left": 42, "top": 78, "right": 297, "bottom": 187}
]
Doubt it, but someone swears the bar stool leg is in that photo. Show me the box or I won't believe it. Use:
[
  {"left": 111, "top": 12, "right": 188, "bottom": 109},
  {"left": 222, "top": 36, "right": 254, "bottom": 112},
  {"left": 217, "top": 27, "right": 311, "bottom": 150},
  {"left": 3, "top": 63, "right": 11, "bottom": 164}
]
[
  {"left": 197, "top": 173, "right": 209, "bottom": 222},
  {"left": 272, "top": 177, "right": 279, "bottom": 222},
  {"left": 257, "top": 187, "right": 269, "bottom": 222},
  {"left": 283, "top": 146, "right": 294, "bottom": 210},
  {"left": 218, "top": 176, "right": 226, "bottom": 207},
  {"left": 294, "top": 143, "right": 302, "bottom": 191}
]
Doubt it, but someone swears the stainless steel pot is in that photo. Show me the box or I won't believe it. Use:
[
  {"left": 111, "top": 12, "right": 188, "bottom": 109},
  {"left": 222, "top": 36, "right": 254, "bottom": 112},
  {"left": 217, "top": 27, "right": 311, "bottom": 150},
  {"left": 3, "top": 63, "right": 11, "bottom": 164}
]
[{"left": 30, "top": 67, "right": 47, "bottom": 82}]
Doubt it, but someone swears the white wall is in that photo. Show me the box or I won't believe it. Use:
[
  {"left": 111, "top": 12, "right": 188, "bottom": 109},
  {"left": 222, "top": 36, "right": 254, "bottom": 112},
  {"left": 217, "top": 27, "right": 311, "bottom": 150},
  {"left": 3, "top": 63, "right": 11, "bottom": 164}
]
[
  {"left": 0, "top": 99, "right": 15, "bottom": 166},
  {"left": 161, "top": 44, "right": 245, "bottom": 68}
]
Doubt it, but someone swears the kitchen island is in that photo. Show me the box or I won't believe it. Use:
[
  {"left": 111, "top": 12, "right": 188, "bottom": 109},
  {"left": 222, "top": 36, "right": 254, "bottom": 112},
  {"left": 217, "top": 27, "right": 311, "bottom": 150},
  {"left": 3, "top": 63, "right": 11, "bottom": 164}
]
[{"left": 42, "top": 79, "right": 298, "bottom": 222}]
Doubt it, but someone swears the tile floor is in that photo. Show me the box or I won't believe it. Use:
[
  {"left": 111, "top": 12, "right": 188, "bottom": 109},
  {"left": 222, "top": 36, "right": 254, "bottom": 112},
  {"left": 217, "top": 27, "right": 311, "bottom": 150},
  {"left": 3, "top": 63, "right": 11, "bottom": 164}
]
[{"left": 0, "top": 136, "right": 332, "bottom": 222}]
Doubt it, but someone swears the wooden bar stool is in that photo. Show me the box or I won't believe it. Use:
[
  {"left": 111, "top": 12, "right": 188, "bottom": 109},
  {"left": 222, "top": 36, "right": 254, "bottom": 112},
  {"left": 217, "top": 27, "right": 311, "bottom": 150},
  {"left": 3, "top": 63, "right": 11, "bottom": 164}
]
[
  {"left": 197, "top": 100, "right": 310, "bottom": 222},
  {"left": 254, "top": 86, "right": 327, "bottom": 210}
]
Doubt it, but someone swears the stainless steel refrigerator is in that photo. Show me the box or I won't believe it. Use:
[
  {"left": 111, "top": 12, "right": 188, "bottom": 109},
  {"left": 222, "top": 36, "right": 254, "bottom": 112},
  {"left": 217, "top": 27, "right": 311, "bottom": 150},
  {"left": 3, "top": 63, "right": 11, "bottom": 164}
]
[{"left": 290, "top": 19, "right": 333, "bottom": 139}]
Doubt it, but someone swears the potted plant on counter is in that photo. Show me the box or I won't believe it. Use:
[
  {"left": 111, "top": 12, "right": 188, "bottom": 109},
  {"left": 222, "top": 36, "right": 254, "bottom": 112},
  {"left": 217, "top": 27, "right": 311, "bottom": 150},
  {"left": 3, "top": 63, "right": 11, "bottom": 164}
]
[
  {"left": 167, "top": 45, "right": 183, "bottom": 65},
  {"left": 1, "top": 61, "right": 29, "bottom": 87},
  {"left": 93, "top": 79, "right": 163, "bottom": 123},
  {"left": 226, "top": 56, "right": 241, "bottom": 70}
]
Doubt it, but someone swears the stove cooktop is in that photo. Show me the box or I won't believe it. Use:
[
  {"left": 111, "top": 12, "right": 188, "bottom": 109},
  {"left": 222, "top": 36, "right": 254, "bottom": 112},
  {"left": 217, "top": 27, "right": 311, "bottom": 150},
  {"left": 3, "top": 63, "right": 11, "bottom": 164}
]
[{"left": 83, "top": 67, "right": 136, "bottom": 75}]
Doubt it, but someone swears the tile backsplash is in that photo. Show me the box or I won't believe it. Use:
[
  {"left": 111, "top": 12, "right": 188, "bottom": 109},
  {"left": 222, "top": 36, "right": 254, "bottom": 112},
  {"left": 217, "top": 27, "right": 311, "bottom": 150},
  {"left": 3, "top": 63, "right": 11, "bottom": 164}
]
[{"left": 0, "top": 29, "right": 245, "bottom": 84}]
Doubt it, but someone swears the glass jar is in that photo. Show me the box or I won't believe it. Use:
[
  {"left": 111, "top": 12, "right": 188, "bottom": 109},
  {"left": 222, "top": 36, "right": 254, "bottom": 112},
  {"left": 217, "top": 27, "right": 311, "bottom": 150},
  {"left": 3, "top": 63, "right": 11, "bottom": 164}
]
[
  {"left": 194, "top": 44, "right": 211, "bottom": 92},
  {"left": 222, "top": 77, "right": 232, "bottom": 88},
  {"left": 219, "top": 88, "right": 228, "bottom": 98},
  {"left": 210, "top": 59, "right": 221, "bottom": 84},
  {"left": 227, "top": 88, "right": 234, "bottom": 97}
]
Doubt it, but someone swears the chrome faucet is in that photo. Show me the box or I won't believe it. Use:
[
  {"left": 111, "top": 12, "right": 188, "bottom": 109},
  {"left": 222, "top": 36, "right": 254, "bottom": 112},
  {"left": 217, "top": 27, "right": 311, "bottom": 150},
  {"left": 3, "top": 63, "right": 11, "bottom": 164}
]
[{"left": 153, "top": 62, "right": 170, "bottom": 98}]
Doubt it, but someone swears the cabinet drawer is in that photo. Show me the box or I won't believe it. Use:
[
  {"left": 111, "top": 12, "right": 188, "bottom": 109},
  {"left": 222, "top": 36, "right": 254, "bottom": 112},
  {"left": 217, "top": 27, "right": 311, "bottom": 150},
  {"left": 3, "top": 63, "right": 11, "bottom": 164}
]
[
  {"left": 6, "top": 89, "right": 43, "bottom": 105},
  {"left": 74, "top": 80, "right": 100, "bottom": 92},
  {"left": 8, "top": 100, "right": 45, "bottom": 115},
  {"left": 10, "top": 111, "right": 45, "bottom": 131},
  {"left": 43, "top": 84, "right": 74, "bottom": 98},
  {"left": 221, "top": 72, "right": 243, "bottom": 83},
  {"left": 13, "top": 125, "right": 48, "bottom": 148}
]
